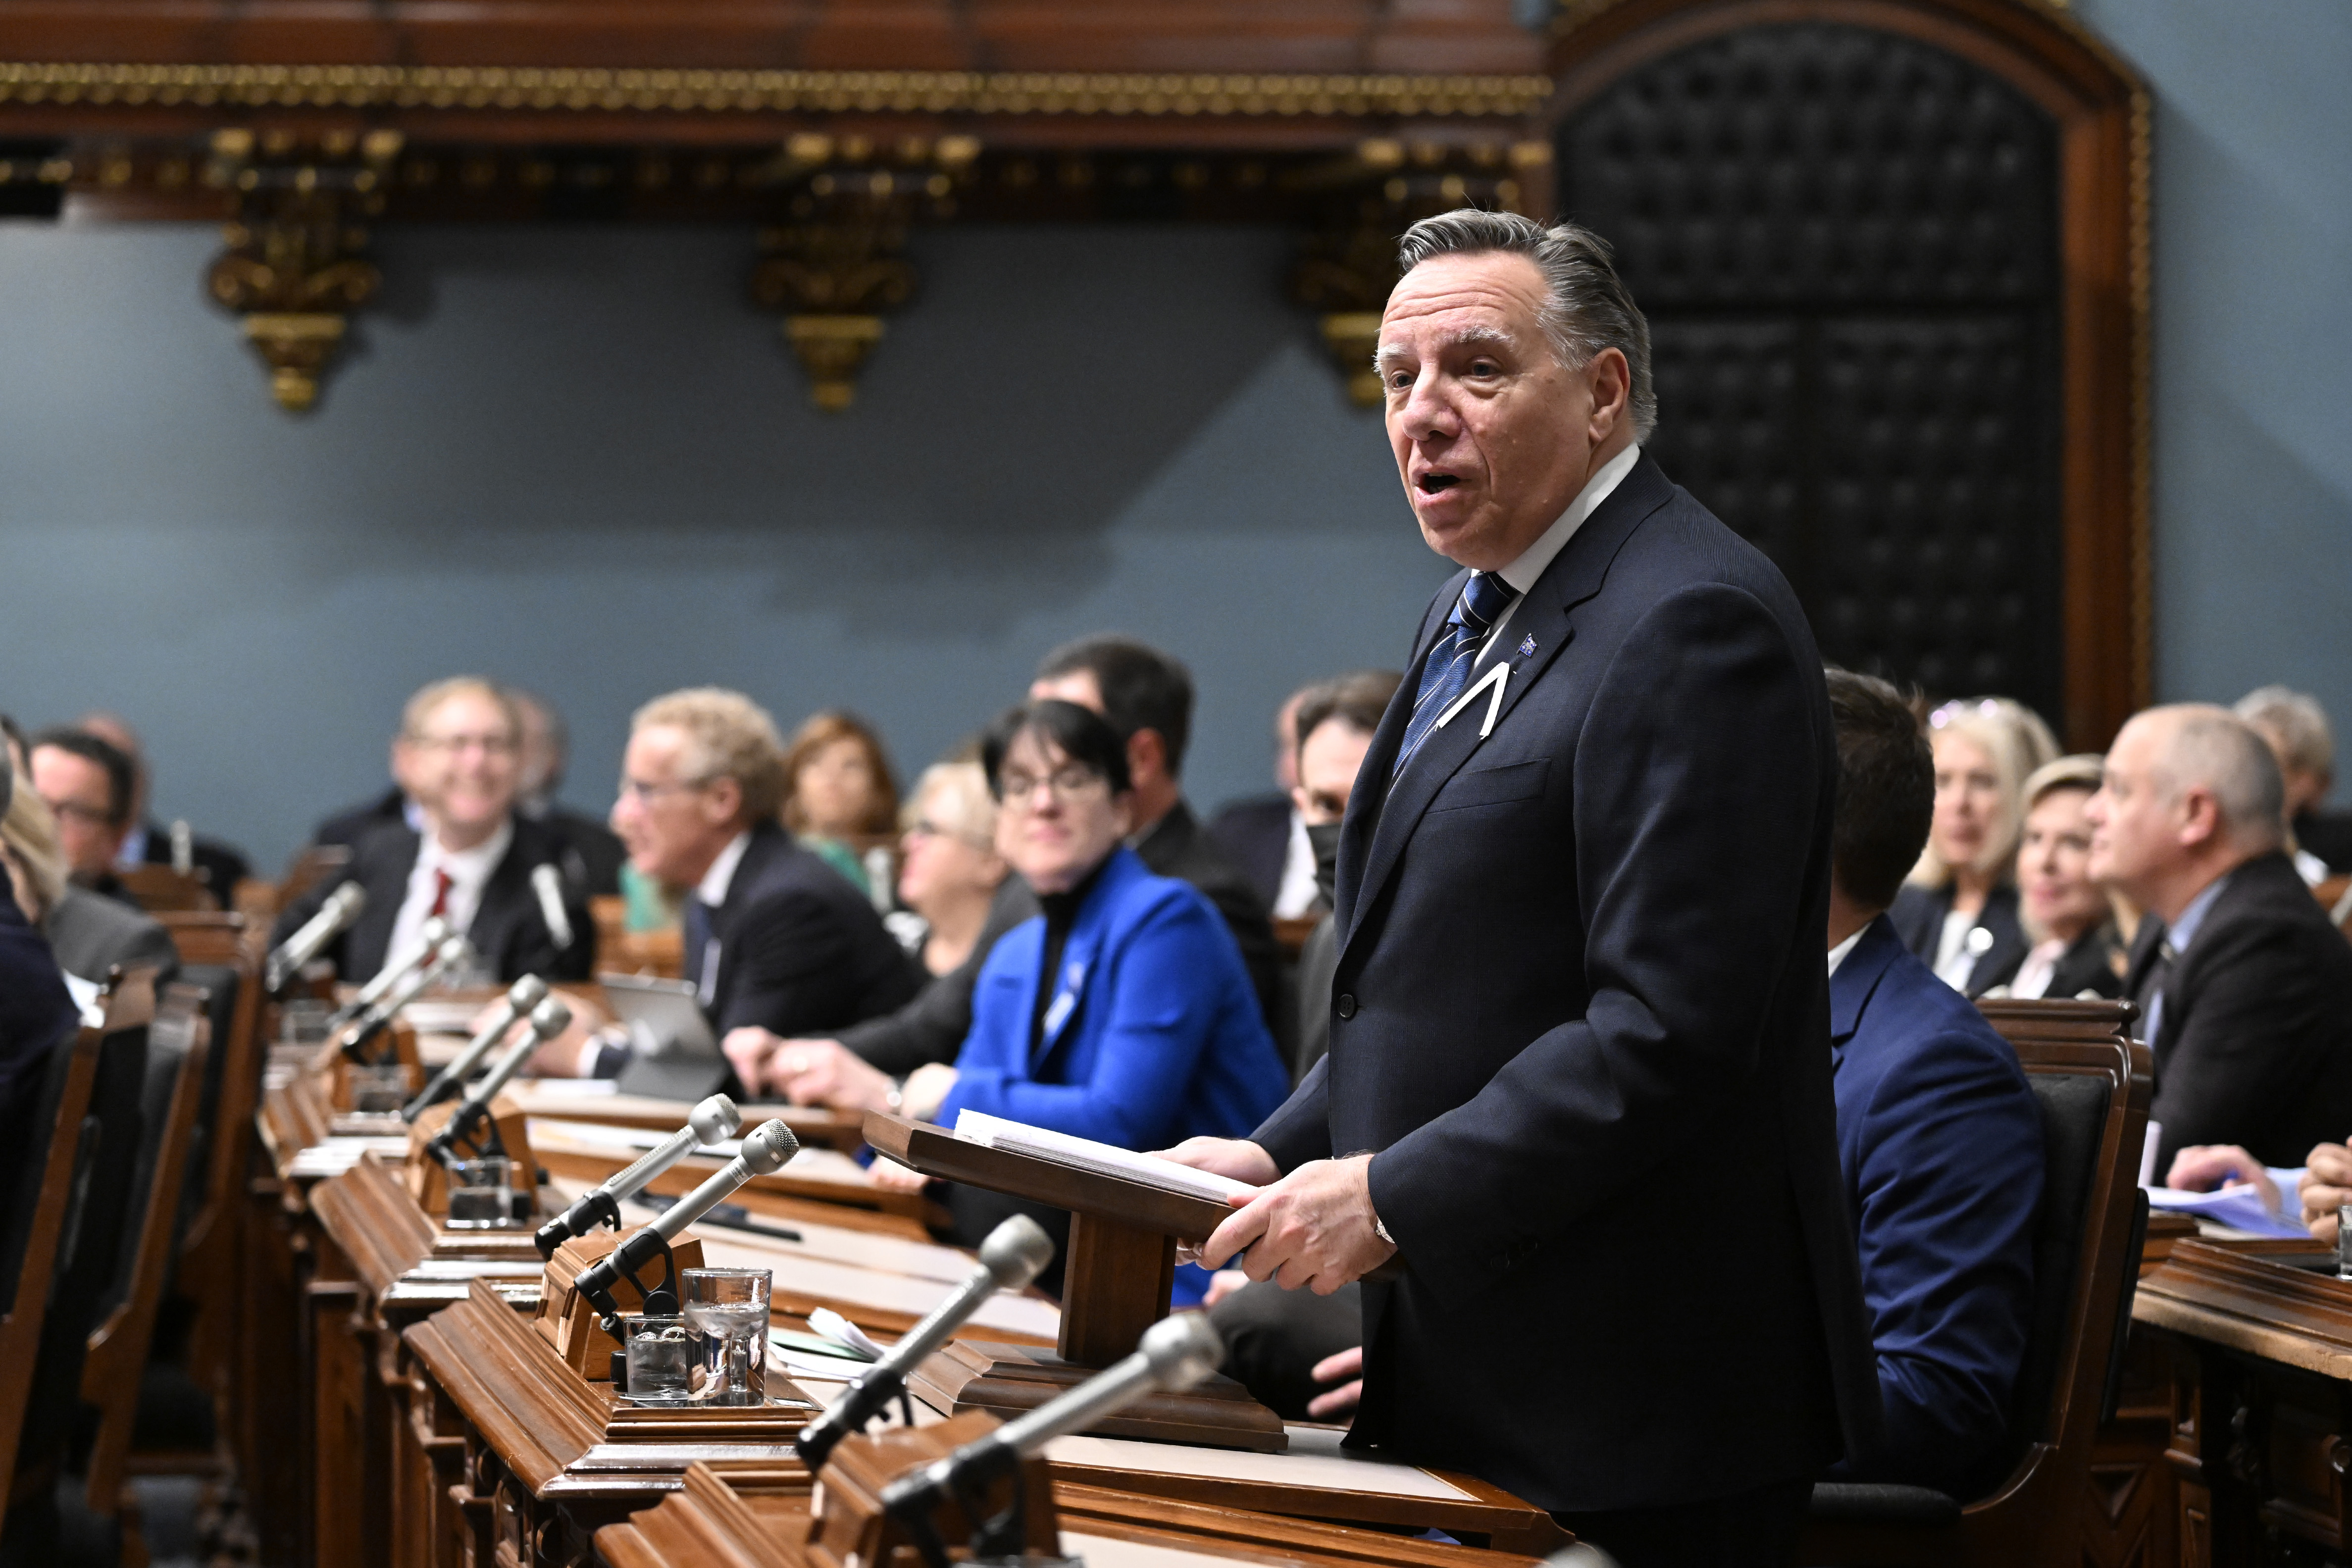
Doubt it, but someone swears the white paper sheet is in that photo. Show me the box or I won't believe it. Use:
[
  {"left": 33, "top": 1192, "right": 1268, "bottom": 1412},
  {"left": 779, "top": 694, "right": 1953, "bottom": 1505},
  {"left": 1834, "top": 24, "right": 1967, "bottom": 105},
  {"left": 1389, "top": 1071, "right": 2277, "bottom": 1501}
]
[
  {"left": 1043, "top": 1426, "right": 1473, "bottom": 1501},
  {"left": 953, "top": 1111, "right": 1258, "bottom": 1205}
]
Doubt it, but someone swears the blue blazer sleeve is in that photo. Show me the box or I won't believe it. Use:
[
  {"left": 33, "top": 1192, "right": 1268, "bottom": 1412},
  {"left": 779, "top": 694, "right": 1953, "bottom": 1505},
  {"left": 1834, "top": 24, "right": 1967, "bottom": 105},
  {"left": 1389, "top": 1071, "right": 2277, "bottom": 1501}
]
[
  {"left": 939, "top": 891, "right": 1250, "bottom": 1149},
  {"left": 1841, "top": 1026, "right": 2044, "bottom": 1493}
]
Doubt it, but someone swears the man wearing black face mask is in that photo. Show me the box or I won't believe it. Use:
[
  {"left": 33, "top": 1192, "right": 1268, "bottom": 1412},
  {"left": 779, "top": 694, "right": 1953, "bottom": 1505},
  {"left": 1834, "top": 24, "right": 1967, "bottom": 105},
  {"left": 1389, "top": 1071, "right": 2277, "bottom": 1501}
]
[
  {"left": 1287, "top": 671, "right": 1401, "bottom": 1080},
  {"left": 1204, "top": 668, "right": 1398, "bottom": 1421}
]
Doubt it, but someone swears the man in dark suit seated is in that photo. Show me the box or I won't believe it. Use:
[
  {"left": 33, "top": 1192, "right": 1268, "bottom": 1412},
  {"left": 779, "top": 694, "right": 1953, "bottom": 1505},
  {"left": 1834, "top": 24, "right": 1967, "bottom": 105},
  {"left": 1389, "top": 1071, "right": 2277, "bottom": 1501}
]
[
  {"left": 74, "top": 711, "right": 252, "bottom": 900},
  {"left": 510, "top": 688, "right": 628, "bottom": 897},
  {"left": 1030, "top": 635, "right": 1281, "bottom": 1027},
  {"left": 2089, "top": 704, "right": 2352, "bottom": 1172},
  {"left": 2236, "top": 686, "right": 2352, "bottom": 878},
  {"left": 0, "top": 756, "right": 81, "bottom": 1217},
  {"left": 1165, "top": 210, "right": 1877, "bottom": 1566},
  {"left": 545, "top": 687, "right": 922, "bottom": 1083},
  {"left": 25, "top": 727, "right": 143, "bottom": 906},
  {"left": 1821, "top": 669, "right": 2044, "bottom": 1498},
  {"left": 1207, "top": 682, "right": 1322, "bottom": 918},
  {"left": 272, "top": 677, "right": 594, "bottom": 985}
]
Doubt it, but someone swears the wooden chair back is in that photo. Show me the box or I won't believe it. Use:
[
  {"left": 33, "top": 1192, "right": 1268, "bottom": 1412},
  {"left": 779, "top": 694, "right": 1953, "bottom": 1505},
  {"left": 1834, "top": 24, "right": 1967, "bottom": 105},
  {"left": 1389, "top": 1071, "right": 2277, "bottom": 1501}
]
[
  {"left": 80, "top": 982, "right": 209, "bottom": 1511},
  {"left": 170, "top": 924, "right": 265, "bottom": 1409},
  {"left": 116, "top": 862, "right": 219, "bottom": 913},
  {"left": 1802, "top": 998, "right": 2150, "bottom": 1568},
  {"left": 0, "top": 971, "right": 155, "bottom": 1493},
  {"left": 156, "top": 910, "right": 254, "bottom": 968}
]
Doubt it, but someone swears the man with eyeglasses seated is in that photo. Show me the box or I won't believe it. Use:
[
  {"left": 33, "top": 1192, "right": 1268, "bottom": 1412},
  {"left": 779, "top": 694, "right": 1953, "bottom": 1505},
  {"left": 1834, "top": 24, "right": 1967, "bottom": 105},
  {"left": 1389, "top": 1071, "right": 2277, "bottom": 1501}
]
[
  {"left": 274, "top": 677, "right": 595, "bottom": 985},
  {"left": 533, "top": 687, "right": 923, "bottom": 1086}
]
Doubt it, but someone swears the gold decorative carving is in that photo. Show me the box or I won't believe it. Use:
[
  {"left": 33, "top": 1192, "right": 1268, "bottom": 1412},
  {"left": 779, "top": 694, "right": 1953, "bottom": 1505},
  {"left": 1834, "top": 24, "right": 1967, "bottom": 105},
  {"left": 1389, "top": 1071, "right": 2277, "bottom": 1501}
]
[
  {"left": 750, "top": 137, "right": 972, "bottom": 411},
  {"left": 0, "top": 61, "right": 1553, "bottom": 120},
  {"left": 203, "top": 128, "right": 401, "bottom": 410},
  {"left": 1288, "top": 148, "right": 1536, "bottom": 406}
]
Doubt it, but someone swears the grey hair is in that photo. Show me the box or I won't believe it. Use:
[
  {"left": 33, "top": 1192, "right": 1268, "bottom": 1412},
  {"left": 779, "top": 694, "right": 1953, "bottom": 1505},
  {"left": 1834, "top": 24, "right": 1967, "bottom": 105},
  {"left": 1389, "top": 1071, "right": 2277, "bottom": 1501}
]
[
  {"left": 2152, "top": 706, "right": 2288, "bottom": 851},
  {"left": 2233, "top": 685, "right": 2334, "bottom": 784},
  {"left": 1393, "top": 209, "right": 1658, "bottom": 440}
]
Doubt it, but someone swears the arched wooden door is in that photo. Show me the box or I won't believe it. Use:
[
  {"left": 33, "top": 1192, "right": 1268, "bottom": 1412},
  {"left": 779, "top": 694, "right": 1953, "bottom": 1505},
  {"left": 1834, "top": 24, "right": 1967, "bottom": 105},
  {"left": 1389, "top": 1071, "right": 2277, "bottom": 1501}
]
[{"left": 1539, "top": 0, "right": 2146, "bottom": 747}]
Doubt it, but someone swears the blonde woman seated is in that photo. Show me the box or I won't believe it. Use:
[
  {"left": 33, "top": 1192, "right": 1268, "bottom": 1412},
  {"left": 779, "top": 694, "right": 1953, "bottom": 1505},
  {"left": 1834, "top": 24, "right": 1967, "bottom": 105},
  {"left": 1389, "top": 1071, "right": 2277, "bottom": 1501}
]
[
  {"left": 1890, "top": 696, "right": 2059, "bottom": 996},
  {"left": 1986, "top": 756, "right": 2128, "bottom": 1001}
]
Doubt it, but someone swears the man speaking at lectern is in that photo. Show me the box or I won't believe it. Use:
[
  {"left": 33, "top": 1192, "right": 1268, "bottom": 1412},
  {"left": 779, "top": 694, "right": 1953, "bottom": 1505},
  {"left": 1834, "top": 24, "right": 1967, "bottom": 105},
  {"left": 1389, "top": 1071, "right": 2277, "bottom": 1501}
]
[{"left": 1165, "top": 211, "right": 1877, "bottom": 1567}]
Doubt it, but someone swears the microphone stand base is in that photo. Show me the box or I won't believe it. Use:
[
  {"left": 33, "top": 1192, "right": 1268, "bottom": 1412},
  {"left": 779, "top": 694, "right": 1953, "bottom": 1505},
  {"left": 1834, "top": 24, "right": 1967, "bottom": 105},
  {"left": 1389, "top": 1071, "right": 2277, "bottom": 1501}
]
[{"left": 910, "top": 1340, "right": 1287, "bottom": 1454}]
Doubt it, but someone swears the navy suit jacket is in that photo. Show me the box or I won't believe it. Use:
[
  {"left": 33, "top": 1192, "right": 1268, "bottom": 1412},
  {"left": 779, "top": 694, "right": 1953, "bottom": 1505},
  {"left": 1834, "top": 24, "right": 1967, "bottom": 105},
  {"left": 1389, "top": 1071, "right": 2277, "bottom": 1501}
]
[
  {"left": 1252, "top": 453, "right": 1878, "bottom": 1511},
  {"left": 694, "top": 822, "right": 923, "bottom": 1038},
  {"left": 1830, "top": 917, "right": 2043, "bottom": 1497}
]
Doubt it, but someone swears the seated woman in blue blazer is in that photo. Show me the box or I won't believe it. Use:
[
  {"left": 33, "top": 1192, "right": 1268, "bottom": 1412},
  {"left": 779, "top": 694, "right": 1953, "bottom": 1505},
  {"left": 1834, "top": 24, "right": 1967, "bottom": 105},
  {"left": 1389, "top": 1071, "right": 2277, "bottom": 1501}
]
[{"left": 845, "top": 699, "right": 1289, "bottom": 1300}]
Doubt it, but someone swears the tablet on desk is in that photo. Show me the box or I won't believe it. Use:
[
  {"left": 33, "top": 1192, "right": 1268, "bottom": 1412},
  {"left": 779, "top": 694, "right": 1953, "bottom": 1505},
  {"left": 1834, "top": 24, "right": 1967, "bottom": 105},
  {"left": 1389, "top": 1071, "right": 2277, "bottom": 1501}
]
[{"left": 599, "top": 972, "right": 730, "bottom": 1100}]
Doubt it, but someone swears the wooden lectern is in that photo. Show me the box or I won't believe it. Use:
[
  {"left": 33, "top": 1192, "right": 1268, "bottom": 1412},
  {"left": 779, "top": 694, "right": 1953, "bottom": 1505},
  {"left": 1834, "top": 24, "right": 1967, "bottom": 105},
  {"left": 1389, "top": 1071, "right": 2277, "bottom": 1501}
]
[{"left": 863, "top": 1113, "right": 1285, "bottom": 1452}]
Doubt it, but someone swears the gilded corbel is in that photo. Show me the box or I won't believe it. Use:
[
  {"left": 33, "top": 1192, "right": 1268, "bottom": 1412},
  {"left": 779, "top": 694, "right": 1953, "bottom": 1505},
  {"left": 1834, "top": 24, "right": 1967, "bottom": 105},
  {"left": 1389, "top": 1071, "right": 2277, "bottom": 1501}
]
[{"left": 204, "top": 127, "right": 401, "bottom": 412}]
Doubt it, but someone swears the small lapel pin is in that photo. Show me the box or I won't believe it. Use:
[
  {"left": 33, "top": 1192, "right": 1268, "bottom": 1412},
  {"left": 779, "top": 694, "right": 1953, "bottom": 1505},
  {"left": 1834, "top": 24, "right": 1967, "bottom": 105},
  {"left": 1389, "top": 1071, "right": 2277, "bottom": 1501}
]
[{"left": 1517, "top": 634, "right": 1537, "bottom": 658}]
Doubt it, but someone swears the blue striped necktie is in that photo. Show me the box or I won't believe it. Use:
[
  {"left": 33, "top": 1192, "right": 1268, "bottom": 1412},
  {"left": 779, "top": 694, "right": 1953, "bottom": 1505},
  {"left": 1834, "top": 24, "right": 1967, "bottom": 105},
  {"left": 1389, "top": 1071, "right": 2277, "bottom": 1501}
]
[{"left": 1393, "top": 570, "right": 1517, "bottom": 781}]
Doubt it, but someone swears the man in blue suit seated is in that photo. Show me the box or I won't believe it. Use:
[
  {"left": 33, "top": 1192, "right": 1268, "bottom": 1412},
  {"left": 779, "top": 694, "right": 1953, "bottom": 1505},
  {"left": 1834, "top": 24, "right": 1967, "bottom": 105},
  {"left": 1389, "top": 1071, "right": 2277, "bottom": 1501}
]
[
  {"left": 868, "top": 699, "right": 1290, "bottom": 1302},
  {"left": 1823, "top": 668, "right": 2045, "bottom": 1498}
]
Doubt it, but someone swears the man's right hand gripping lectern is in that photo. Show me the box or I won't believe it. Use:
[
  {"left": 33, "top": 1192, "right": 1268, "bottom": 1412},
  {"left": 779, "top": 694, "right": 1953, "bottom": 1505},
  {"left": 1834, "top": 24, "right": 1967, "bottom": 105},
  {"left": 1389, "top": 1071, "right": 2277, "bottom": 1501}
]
[{"left": 862, "top": 1113, "right": 1286, "bottom": 1452}]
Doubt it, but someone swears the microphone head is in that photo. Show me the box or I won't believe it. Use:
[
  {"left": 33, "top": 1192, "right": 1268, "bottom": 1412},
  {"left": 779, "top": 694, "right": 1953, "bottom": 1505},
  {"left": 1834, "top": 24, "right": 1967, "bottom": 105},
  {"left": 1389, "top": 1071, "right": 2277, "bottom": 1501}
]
[
  {"left": 1137, "top": 1313, "right": 1223, "bottom": 1393},
  {"left": 504, "top": 975, "right": 550, "bottom": 1013},
  {"left": 433, "top": 934, "right": 473, "bottom": 971},
  {"left": 978, "top": 1214, "right": 1056, "bottom": 1291},
  {"left": 531, "top": 862, "right": 562, "bottom": 892},
  {"left": 737, "top": 1120, "right": 800, "bottom": 1176},
  {"left": 329, "top": 882, "right": 368, "bottom": 922},
  {"left": 420, "top": 915, "right": 453, "bottom": 948},
  {"left": 689, "top": 1094, "right": 742, "bottom": 1144},
  {"left": 527, "top": 997, "right": 573, "bottom": 1040}
]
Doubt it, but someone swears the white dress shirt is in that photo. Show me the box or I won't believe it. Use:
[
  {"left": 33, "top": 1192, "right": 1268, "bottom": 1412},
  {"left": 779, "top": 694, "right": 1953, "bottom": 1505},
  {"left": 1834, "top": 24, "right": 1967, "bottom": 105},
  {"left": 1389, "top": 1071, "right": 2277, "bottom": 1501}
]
[
  {"left": 1476, "top": 442, "right": 1644, "bottom": 666},
  {"left": 384, "top": 817, "right": 513, "bottom": 979},
  {"left": 1272, "top": 809, "right": 1320, "bottom": 919},
  {"left": 1826, "top": 927, "right": 1865, "bottom": 977},
  {"left": 691, "top": 831, "right": 753, "bottom": 1004}
]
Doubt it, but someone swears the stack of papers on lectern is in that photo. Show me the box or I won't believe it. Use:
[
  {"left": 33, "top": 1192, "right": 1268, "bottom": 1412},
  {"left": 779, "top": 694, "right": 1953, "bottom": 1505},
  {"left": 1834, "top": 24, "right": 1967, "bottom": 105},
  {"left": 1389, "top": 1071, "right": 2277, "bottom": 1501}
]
[{"left": 952, "top": 1111, "right": 1259, "bottom": 1205}]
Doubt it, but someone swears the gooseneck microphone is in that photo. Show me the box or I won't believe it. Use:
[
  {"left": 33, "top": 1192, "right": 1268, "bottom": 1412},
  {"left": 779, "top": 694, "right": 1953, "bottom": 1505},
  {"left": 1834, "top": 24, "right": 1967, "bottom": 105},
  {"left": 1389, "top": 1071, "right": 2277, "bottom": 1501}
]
[
  {"left": 421, "top": 996, "right": 573, "bottom": 1162},
  {"left": 401, "top": 975, "right": 550, "bottom": 1123},
  {"left": 338, "top": 934, "right": 474, "bottom": 1062},
  {"left": 530, "top": 864, "right": 575, "bottom": 952},
  {"left": 795, "top": 1215, "right": 1056, "bottom": 1472},
  {"left": 326, "top": 915, "right": 454, "bottom": 1033},
  {"left": 267, "top": 883, "right": 368, "bottom": 992},
  {"left": 569, "top": 1120, "right": 799, "bottom": 1328},
  {"left": 533, "top": 1094, "right": 743, "bottom": 1258},
  {"left": 879, "top": 1314, "right": 1223, "bottom": 1556}
]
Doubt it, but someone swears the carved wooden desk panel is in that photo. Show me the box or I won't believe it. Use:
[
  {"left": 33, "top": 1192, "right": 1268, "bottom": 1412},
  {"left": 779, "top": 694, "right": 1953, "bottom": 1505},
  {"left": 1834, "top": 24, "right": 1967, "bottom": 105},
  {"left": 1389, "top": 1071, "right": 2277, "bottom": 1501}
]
[
  {"left": 2135, "top": 1240, "right": 2352, "bottom": 1568},
  {"left": 596, "top": 1461, "right": 1554, "bottom": 1568},
  {"left": 404, "top": 1281, "right": 819, "bottom": 1568}
]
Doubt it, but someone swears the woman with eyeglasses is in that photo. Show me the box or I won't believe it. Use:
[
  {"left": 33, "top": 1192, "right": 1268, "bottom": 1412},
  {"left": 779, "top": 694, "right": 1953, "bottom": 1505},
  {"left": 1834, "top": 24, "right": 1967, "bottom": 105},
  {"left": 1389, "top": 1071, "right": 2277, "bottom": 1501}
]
[
  {"left": 778, "top": 699, "right": 1289, "bottom": 1299},
  {"left": 1889, "top": 696, "right": 2061, "bottom": 997}
]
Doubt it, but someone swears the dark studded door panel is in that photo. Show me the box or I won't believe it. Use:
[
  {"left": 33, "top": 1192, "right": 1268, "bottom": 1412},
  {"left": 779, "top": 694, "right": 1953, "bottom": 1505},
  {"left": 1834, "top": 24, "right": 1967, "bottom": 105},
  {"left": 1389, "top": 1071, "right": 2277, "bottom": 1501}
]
[{"left": 1559, "top": 21, "right": 2063, "bottom": 716}]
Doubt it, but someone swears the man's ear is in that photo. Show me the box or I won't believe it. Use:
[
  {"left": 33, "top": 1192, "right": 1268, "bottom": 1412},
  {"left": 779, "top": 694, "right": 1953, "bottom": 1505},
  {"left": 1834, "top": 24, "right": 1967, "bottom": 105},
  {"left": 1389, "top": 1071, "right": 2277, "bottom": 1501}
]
[
  {"left": 703, "top": 776, "right": 746, "bottom": 829},
  {"left": 2177, "top": 786, "right": 2222, "bottom": 851},
  {"left": 1128, "top": 728, "right": 1167, "bottom": 788},
  {"left": 1586, "top": 347, "right": 1632, "bottom": 444}
]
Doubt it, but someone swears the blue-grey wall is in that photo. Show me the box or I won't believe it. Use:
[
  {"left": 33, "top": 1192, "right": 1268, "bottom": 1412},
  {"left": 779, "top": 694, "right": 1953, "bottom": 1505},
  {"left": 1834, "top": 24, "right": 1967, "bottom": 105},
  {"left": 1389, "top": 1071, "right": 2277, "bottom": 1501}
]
[
  {"left": 0, "top": 224, "right": 1437, "bottom": 867},
  {"left": 2068, "top": 0, "right": 2352, "bottom": 765},
  {"left": 2, "top": 0, "right": 2347, "bottom": 870}
]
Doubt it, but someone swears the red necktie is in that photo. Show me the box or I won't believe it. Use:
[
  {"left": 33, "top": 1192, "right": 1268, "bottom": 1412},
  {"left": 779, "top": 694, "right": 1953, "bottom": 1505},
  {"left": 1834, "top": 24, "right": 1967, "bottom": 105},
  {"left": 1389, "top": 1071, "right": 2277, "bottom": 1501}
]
[{"left": 429, "top": 868, "right": 454, "bottom": 920}]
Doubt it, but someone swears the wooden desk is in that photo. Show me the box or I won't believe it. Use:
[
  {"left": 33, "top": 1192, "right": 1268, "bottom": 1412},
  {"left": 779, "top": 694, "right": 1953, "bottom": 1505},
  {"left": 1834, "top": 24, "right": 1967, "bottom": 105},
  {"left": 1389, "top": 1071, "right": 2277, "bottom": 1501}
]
[
  {"left": 598, "top": 1461, "right": 1553, "bottom": 1568},
  {"left": 2133, "top": 1240, "right": 2352, "bottom": 1568},
  {"left": 404, "top": 1282, "right": 818, "bottom": 1568}
]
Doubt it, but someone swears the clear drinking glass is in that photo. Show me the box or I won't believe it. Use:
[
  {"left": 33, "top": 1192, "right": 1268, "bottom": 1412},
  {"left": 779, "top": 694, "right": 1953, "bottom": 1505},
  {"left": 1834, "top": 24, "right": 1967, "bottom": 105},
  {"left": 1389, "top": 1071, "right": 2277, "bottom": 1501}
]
[
  {"left": 2338, "top": 1207, "right": 2352, "bottom": 1280},
  {"left": 446, "top": 1157, "right": 518, "bottom": 1229},
  {"left": 347, "top": 1063, "right": 408, "bottom": 1114},
  {"left": 681, "top": 1267, "right": 770, "bottom": 1406},
  {"left": 279, "top": 1000, "right": 333, "bottom": 1045},
  {"left": 621, "top": 1315, "right": 693, "bottom": 1404}
]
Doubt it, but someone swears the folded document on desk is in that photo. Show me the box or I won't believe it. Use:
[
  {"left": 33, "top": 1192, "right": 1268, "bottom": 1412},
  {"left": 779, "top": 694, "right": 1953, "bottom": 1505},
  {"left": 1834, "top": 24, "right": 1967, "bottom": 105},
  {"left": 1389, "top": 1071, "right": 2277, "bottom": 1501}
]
[
  {"left": 952, "top": 1111, "right": 1258, "bottom": 1206},
  {"left": 2145, "top": 1184, "right": 2308, "bottom": 1239}
]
